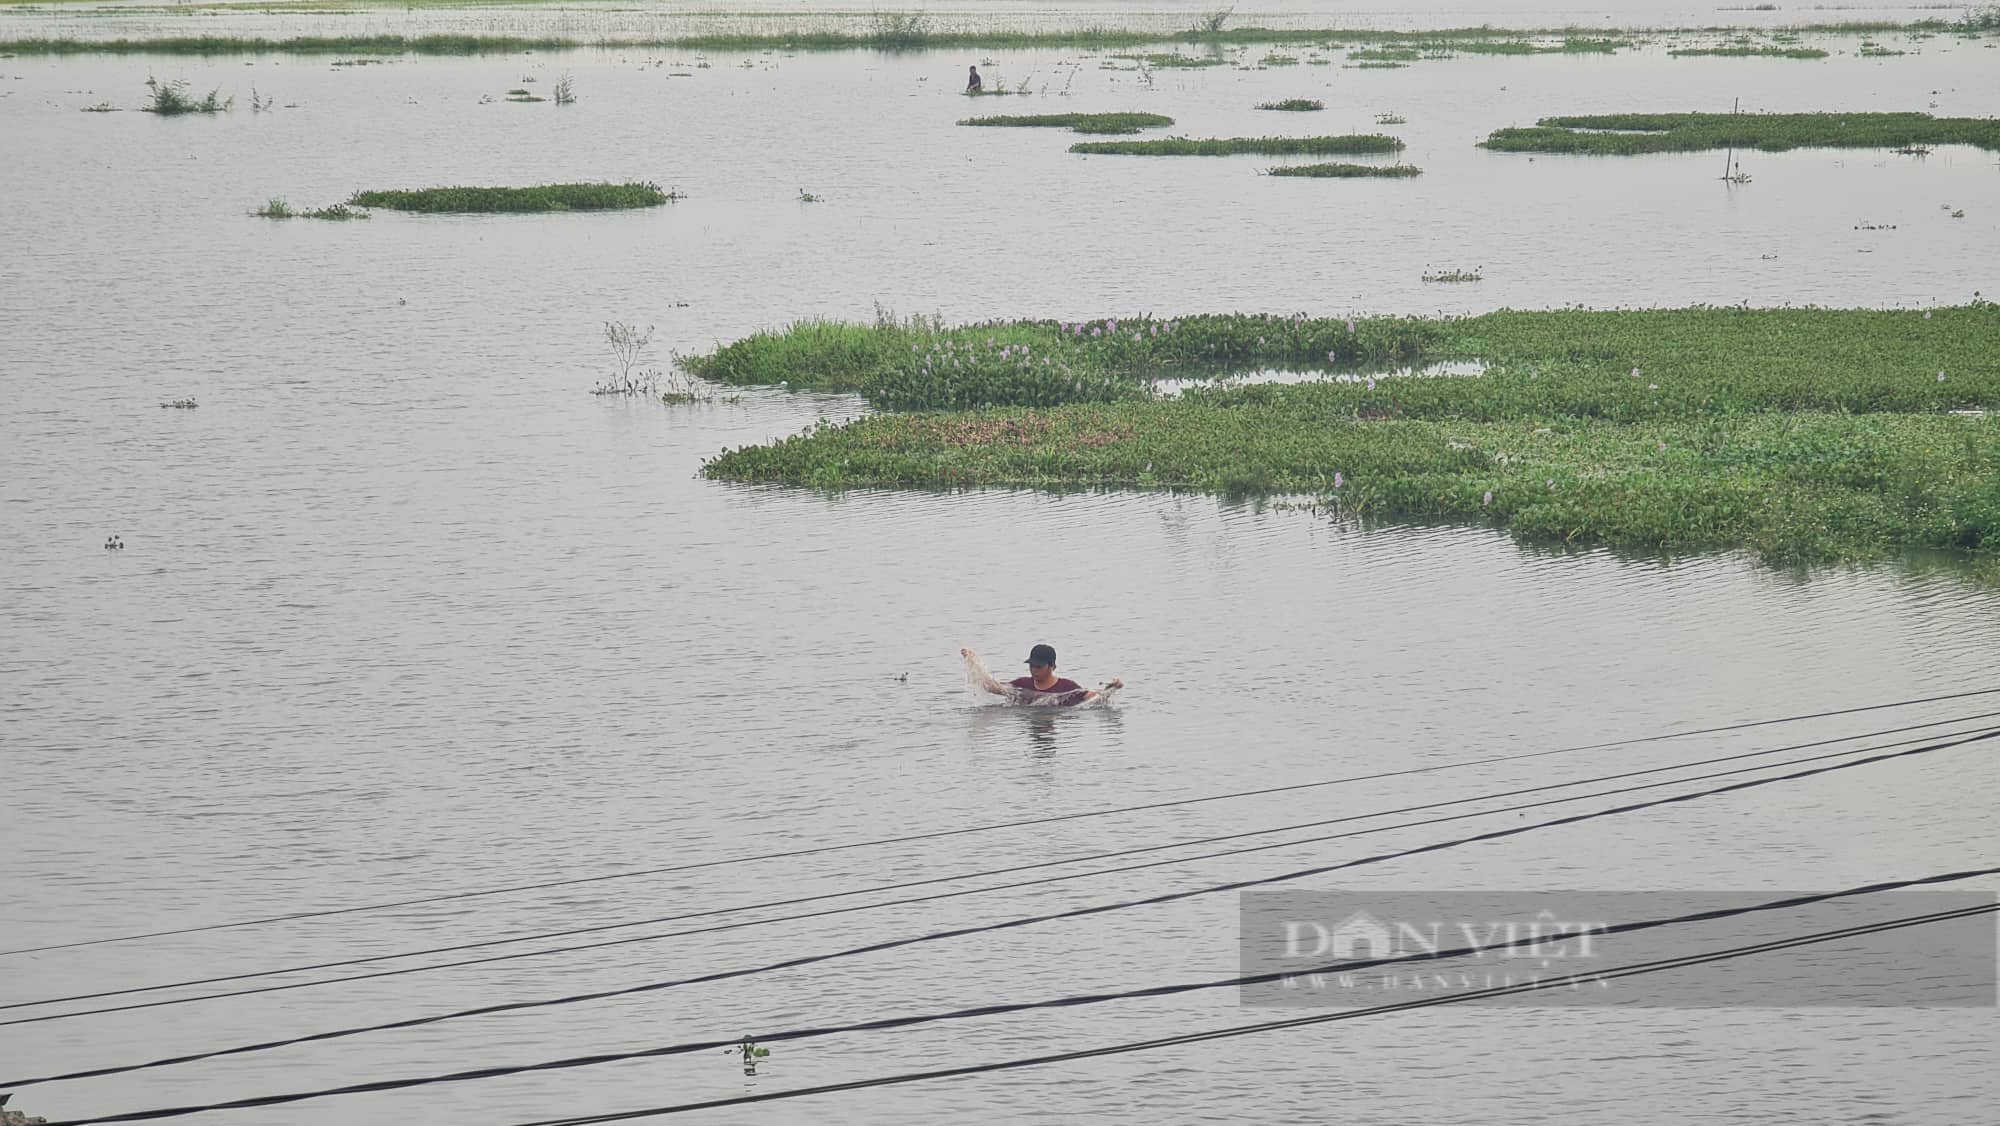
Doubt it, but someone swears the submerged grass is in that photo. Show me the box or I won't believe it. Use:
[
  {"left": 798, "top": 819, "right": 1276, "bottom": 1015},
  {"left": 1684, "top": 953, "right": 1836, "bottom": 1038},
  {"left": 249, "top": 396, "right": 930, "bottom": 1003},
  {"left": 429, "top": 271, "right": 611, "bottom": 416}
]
[
  {"left": 1483, "top": 112, "right": 2000, "bottom": 155},
  {"left": 692, "top": 306, "right": 2000, "bottom": 565},
  {"left": 348, "top": 182, "right": 671, "bottom": 212},
  {"left": 1072, "top": 134, "right": 1404, "bottom": 156},
  {"left": 1668, "top": 45, "right": 1831, "bottom": 58},
  {"left": 959, "top": 112, "right": 1174, "bottom": 134},
  {"left": 1268, "top": 162, "right": 1422, "bottom": 177}
]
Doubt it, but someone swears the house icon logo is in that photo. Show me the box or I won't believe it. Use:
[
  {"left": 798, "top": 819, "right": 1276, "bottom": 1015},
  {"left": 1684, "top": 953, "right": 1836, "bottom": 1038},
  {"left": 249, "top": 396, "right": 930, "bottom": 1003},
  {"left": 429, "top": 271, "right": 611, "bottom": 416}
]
[{"left": 1329, "top": 910, "right": 1396, "bottom": 960}]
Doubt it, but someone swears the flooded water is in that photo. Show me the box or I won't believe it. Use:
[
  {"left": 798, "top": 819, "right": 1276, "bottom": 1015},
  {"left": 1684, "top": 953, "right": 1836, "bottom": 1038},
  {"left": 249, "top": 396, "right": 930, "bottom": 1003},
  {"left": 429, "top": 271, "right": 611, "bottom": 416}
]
[{"left": 4, "top": 10, "right": 2000, "bottom": 1126}]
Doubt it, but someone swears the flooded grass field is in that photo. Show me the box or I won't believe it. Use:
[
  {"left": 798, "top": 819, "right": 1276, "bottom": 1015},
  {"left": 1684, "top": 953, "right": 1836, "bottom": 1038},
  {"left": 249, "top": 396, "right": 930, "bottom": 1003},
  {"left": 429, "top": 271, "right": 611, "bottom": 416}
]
[{"left": 3, "top": 3, "right": 1999, "bottom": 1125}]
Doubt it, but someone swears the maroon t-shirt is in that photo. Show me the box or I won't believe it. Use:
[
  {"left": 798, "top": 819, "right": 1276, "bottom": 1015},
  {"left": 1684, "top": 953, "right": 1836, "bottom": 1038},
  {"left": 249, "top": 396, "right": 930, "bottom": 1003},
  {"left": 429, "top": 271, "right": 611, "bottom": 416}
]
[{"left": 1010, "top": 676, "right": 1088, "bottom": 705}]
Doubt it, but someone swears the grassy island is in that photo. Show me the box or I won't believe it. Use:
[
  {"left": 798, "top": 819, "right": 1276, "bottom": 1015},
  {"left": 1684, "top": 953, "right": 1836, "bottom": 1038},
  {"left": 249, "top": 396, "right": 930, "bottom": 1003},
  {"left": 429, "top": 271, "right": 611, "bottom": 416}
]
[
  {"left": 959, "top": 112, "right": 1174, "bottom": 134},
  {"left": 691, "top": 307, "right": 2000, "bottom": 565}
]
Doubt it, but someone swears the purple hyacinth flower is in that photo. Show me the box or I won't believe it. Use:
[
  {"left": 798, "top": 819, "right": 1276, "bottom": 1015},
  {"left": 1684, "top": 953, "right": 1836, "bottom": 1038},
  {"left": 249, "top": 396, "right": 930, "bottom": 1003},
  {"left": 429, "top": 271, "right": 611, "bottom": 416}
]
[{"left": 1334, "top": 472, "right": 1345, "bottom": 488}]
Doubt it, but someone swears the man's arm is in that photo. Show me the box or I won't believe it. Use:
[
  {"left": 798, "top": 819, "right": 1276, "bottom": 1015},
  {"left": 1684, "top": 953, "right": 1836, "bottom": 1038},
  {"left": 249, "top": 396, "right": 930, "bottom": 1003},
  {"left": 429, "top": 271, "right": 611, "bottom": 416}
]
[{"left": 1081, "top": 677, "right": 1124, "bottom": 702}]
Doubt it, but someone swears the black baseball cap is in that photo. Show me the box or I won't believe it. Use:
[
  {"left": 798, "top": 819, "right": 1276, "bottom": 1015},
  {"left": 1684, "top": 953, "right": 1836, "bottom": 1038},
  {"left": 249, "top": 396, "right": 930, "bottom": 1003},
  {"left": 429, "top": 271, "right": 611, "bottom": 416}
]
[{"left": 1026, "top": 644, "right": 1057, "bottom": 667}]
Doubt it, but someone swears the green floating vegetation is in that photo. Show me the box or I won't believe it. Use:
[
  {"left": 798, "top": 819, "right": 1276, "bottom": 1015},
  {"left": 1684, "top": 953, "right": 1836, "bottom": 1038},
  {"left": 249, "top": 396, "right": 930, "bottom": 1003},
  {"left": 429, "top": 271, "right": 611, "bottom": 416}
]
[
  {"left": 1668, "top": 45, "right": 1831, "bottom": 58},
  {"left": 1269, "top": 162, "right": 1422, "bottom": 177},
  {"left": 958, "top": 112, "right": 1174, "bottom": 135},
  {"left": 258, "top": 199, "right": 369, "bottom": 220},
  {"left": 348, "top": 182, "right": 673, "bottom": 213},
  {"left": 695, "top": 307, "right": 2000, "bottom": 566},
  {"left": 1072, "top": 134, "right": 1404, "bottom": 156},
  {"left": 1483, "top": 111, "right": 2000, "bottom": 155},
  {"left": 1257, "top": 99, "right": 1324, "bottom": 111}
]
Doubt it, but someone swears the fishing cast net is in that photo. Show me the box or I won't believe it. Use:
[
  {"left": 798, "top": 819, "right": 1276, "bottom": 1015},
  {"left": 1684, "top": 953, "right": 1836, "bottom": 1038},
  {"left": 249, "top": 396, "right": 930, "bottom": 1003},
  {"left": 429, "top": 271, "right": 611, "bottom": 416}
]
[{"left": 963, "top": 650, "right": 1119, "bottom": 707}]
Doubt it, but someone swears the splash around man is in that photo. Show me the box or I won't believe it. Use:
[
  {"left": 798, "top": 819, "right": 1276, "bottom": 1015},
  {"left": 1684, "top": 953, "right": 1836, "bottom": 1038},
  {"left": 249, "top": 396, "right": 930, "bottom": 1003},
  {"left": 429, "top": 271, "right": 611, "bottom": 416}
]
[{"left": 962, "top": 643, "right": 1122, "bottom": 706}]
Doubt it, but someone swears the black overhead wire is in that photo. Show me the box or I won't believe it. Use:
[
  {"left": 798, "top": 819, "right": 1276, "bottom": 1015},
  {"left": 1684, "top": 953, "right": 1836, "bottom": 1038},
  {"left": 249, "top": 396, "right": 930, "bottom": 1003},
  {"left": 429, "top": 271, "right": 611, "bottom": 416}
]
[
  {"left": 9, "top": 717, "right": 1994, "bottom": 1041},
  {"left": 8, "top": 728, "right": 1994, "bottom": 1093},
  {"left": 8, "top": 684, "right": 1995, "bottom": 960},
  {"left": 509, "top": 899, "right": 2000, "bottom": 1126},
  {"left": 30, "top": 867, "right": 2000, "bottom": 1126},
  {"left": 10, "top": 706, "right": 1996, "bottom": 1022}
]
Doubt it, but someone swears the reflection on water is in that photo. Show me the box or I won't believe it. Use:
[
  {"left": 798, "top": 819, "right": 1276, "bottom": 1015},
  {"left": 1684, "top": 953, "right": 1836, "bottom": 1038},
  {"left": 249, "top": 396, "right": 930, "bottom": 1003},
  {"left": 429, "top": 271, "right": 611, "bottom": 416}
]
[{"left": 967, "top": 701, "right": 1128, "bottom": 759}]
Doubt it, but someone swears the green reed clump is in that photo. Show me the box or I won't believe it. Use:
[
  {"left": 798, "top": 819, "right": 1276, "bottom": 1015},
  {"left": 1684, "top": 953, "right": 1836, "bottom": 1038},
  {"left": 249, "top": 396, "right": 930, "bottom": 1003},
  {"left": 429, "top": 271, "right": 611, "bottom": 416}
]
[
  {"left": 959, "top": 112, "right": 1174, "bottom": 134},
  {"left": 347, "top": 182, "right": 672, "bottom": 213},
  {"left": 1668, "top": 45, "right": 1831, "bottom": 58},
  {"left": 1269, "top": 162, "right": 1421, "bottom": 177},
  {"left": 143, "top": 76, "right": 230, "bottom": 115},
  {"left": 1072, "top": 134, "right": 1403, "bottom": 156},
  {"left": 1483, "top": 111, "right": 2000, "bottom": 155},
  {"left": 680, "top": 319, "right": 924, "bottom": 393},
  {"left": 1257, "top": 98, "right": 1324, "bottom": 111}
]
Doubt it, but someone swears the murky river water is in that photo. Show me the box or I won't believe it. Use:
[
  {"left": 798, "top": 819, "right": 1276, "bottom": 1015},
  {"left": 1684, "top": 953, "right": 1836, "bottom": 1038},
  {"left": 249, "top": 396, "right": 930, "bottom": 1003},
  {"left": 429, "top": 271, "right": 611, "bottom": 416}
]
[{"left": 3, "top": 9, "right": 1999, "bottom": 1125}]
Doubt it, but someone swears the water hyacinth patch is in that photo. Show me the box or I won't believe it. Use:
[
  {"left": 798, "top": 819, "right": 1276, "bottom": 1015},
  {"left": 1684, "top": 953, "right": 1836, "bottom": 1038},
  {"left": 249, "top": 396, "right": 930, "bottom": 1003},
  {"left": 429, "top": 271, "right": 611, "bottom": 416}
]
[
  {"left": 1268, "top": 162, "right": 1422, "bottom": 178},
  {"left": 348, "top": 182, "right": 675, "bottom": 213},
  {"left": 699, "top": 306, "right": 2000, "bottom": 565},
  {"left": 1071, "top": 134, "right": 1405, "bottom": 156},
  {"left": 1482, "top": 112, "right": 2000, "bottom": 156}
]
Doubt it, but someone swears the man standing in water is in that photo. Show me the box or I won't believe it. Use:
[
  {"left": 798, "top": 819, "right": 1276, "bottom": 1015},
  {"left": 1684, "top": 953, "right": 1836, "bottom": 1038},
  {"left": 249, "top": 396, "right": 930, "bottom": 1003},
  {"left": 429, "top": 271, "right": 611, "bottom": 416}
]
[
  {"left": 962, "top": 644, "right": 1121, "bottom": 705},
  {"left": 966, "top": 65, "right": 982, "bottom": 94}
]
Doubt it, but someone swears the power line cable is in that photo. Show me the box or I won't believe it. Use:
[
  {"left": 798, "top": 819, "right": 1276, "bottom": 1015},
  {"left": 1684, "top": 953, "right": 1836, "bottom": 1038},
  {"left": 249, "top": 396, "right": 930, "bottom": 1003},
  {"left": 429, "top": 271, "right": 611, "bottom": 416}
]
[
  {"left": 509, "top": 899, "right": 2000, "bottom": 1126},
  {"left": 11, "top": 720, "right": 1990, "bottom": 1040},
  {"left": 10, "top": 685, "right": 1994, "bottom": 960},
  {"left": 16, "top": 706, "right": 1990, "bottom": 1016},
  {"left": 30, "top": 867, "right": 1998, "bottom": 1125},
  {"left": 9, "top": 730, "right": 1992, "bottom": 1091}
]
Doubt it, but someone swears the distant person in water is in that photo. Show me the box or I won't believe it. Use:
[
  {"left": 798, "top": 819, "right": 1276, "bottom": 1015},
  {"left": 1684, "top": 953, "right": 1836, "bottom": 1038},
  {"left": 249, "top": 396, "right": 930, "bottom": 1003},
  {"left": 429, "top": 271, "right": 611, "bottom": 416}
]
[
  {"left": 966, "top": 65, "right": 982, "bottom": 93},
  {"left": 962, "top": 643, "right": 1122, "bottom": 705}
]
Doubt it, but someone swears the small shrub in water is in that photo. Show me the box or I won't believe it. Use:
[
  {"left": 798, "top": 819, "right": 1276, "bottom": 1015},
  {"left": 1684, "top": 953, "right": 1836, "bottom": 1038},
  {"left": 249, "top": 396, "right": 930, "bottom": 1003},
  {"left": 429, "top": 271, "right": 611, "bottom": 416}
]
[
  {"left": 594, "top": 321, "right": 660, "bottom": 396},
  {"left": 143, "top": 76, "right": 231, "bottom": 115},
  {"left": 552, "top": 73, "right": 576, "bottom": 105},
  {"left": 1256, "top": 98, "right": 1324, "bottom": 111},
  {"left": 256, "top": 198, "right": 294, "bottom": 218}
]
